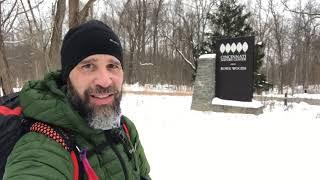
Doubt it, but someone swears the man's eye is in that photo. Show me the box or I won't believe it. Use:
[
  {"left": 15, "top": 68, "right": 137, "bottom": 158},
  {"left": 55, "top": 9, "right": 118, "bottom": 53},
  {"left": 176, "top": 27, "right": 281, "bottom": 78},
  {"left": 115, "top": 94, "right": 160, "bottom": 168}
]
[
  {"left": 107, "top": 64, "right": 121, "bottom": 70},
  {"left": 81, "top": 64, "right": 93, "bottom": 70}
]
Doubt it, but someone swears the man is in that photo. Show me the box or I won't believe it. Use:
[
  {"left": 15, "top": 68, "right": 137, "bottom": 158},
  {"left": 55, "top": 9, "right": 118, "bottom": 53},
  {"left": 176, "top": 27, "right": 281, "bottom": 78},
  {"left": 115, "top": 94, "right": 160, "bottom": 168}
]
[{"left": 3, "top": 20, "right": 151, "bottom": 180}]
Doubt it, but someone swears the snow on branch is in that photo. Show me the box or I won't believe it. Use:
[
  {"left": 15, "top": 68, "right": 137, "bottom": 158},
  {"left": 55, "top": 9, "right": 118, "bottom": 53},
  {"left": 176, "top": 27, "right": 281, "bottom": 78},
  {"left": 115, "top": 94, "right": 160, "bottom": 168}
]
[
  {"left": 140, "top": 62, "right": 154, "bottom": 66},
  {"left": 4, "top": 38, "right": 29, "bottom": 44},
  {"left": 161, "top": 33, "right": 196, "bottom": 71},
  {"left": 175, "top": 49, "right": 196, "bottom": 70}
]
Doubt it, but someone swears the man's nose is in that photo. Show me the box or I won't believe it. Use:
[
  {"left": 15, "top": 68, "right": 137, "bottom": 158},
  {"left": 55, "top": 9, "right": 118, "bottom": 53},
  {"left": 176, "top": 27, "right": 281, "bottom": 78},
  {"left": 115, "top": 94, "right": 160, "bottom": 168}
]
[{"left": 93, "top": 69, "right": 112, "bottom": 88}]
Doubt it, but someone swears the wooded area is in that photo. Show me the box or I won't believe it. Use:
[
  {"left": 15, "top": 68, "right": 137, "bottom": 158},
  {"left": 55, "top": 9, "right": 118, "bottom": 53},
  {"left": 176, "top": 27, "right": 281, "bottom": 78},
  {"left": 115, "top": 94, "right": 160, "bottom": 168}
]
[{"left": 0, "top": 0, "right": 319, "bottom": 95}]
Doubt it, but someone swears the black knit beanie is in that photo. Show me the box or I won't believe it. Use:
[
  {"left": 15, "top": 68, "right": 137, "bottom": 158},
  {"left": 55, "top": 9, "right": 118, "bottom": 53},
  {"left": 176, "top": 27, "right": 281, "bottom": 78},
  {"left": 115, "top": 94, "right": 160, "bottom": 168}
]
[{"left": 60, "top": 20, "right": 123, "bottom": 83}]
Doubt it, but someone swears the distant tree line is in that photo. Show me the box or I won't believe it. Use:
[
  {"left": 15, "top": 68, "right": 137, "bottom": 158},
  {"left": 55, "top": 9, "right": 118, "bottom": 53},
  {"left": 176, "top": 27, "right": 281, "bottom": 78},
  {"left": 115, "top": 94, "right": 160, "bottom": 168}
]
[{"left": 249, "top": 0, "right": 320, "bottom": 94}]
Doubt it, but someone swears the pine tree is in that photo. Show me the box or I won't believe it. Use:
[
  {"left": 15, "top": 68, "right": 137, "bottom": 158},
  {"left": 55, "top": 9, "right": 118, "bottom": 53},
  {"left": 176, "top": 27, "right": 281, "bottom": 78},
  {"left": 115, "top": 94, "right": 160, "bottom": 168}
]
[{"left": 195, "top": 0, "right": 271, "bottom": 93}]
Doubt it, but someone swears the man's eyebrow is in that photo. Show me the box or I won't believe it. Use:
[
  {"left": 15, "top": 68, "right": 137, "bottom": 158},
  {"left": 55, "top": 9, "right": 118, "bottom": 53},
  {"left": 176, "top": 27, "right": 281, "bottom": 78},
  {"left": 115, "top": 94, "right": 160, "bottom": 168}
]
[
  {"left": 111, "top": 60, "right": 121, "bottom": 65},
  {"left": 78, "top": 57, "right": 121, "bottom": 65},
  {"left": 79, "top": 58, "right": 97, "bottom": 64}
]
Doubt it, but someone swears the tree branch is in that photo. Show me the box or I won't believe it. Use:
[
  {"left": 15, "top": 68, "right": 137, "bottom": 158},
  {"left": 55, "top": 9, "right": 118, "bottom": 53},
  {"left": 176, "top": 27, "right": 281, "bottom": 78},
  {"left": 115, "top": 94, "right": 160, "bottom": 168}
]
[
  {"left": 27, "top": 0, "right": 41, "bottom": 32},
  {"left": 20, "top": 0, "right": 33, "bottom": 34},
  {"left": 4, "top": 7, "right": 20, "bottom": 34},
  {"left": 2, "top": 0, "right": 18, "bottom": 25},
  {"left": 4, "top": 0, "right": 44, "bottom": 34},
  {"left": 161, "top": 33, "right": 196, "bottom": 71},
  {"left": 281, "top": 0, "right": 320, "bottom": 17}
]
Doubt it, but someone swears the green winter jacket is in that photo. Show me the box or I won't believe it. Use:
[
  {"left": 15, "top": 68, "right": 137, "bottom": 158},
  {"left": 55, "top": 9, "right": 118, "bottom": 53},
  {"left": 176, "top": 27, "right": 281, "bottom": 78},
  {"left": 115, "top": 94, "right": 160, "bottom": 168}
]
[{"left": 3, "top": 71, "right": 151, "bottom": 180}]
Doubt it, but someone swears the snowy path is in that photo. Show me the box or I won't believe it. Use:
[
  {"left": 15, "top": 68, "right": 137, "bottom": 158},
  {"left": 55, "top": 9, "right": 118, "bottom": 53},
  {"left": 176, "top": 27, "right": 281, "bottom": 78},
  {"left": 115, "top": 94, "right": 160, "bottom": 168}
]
[{"left": 121, "top": 94, "right": 320, "bottom": 180}]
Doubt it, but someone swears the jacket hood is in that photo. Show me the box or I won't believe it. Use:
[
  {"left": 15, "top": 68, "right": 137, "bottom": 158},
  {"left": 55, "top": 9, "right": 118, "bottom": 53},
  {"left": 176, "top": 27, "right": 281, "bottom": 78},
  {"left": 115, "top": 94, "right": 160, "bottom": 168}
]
[{"left": 20, "top": 71, "right": 101, "bottom": 138}]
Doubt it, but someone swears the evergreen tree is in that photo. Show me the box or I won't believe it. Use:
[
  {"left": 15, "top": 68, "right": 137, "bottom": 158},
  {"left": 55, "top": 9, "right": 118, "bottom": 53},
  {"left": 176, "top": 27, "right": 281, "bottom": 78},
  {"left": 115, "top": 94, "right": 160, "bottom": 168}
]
[{"left": 195, "top": 0, "right": 271, "bottom": 93}]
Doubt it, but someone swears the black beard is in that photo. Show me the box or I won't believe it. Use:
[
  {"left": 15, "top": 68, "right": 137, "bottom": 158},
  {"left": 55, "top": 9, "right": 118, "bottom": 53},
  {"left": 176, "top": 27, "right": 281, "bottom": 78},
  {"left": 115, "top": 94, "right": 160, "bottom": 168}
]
[{"left": 66, "top": 79, "right": 122, "bottom": 130}]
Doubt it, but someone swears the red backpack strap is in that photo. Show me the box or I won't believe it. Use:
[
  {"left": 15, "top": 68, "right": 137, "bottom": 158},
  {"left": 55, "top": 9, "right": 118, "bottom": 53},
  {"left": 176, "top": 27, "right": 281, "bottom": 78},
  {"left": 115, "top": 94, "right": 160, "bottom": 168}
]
[
  {"left": 29, "top": 121, "right": 80, "bottom": 180},
  {"left": 121, "top": 121, "right": 130, "bottom": 140},
  {"left": 70, "top": 151, "right": 79, "bottom": 180},
  {"left": 0, "top": 92, "right": 22, "bottom": 116},
  {"left": 0, "top": 106, "right": 22, "bottom": 116}
]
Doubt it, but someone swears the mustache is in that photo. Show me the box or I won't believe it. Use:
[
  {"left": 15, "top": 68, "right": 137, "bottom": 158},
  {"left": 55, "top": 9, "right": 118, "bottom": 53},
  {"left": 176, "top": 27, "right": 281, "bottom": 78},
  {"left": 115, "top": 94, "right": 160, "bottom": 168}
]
[{"left": 86, "top": 85, "right": 119, "bottom": 95}]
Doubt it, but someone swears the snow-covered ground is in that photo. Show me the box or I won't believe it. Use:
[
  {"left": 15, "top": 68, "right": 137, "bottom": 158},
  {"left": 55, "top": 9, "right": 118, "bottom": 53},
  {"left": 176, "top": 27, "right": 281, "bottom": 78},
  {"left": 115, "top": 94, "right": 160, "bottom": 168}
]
[
  {"left": 262, "top": 93, "right": 320, "bottom": 100},
  {"left": 123, "top": 83, "right": 192, "bottom": 93},
  {"left": 1, "top": 84, "right": 320, "bottom": 179},
  {"left": 121, "top": 94, "right": 320, "bottom": 180}
]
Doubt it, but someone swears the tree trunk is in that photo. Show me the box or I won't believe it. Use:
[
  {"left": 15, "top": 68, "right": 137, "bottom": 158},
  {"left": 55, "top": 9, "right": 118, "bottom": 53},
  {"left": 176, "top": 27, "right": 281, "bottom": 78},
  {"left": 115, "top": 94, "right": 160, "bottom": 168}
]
[
  {"left": 69, "top": 0, "right": 79, "bottom": 28},
  {"left": 276, "top": 35, "right": 284, "bottom": 94},
  {"left": 69, "top": 0, "right": 97, "bottom": 28},
  {"left": 0, "top": 33, "right": 14, "bottom": 95},
  {"left": 79, "top": 0, "right": 96, "bottom": 24},
  {"left": 128, "top": 35, "right": 136, "bottom": 84},
  {"left": 152, "top": 0, "right": 163, "bottom": 59},
  {"left": 48, "top": 0, "right": 66, "bottom": 71},
  {"left": 0, "top": 2, "right": 14, "bottom": 95},
  {"left": 141, "top": 0, "right": 147, "bottom": 62}
]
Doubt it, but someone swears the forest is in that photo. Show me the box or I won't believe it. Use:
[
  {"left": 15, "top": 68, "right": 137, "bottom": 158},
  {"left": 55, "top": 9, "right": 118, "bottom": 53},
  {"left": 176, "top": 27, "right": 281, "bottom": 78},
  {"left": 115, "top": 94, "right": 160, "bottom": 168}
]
[{"left": 0, "top": 0, "right": 319, "bottom": 95}]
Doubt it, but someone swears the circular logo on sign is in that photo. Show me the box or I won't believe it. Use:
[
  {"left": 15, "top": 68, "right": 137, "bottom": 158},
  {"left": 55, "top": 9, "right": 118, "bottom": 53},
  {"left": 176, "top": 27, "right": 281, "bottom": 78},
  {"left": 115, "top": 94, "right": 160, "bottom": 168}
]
[
  {"left": 226, "top": 43, "right": 231, "bottom": 53},
  {"left": 243, "top": 42, "right": 248, "bottom": 52},
  {"left": 231, "top": 43, "right": 236, "bottom": 53},
  {"left": 237, "top": 42, "right": 242, "bottom": 53},
  {"left": 220, "top": 44, "right": 226, "bottom": 54}
]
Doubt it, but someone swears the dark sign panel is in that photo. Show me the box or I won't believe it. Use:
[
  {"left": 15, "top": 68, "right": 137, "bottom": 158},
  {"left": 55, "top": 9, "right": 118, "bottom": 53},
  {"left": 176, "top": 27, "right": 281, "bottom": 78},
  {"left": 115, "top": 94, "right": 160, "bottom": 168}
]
[{"left": 215, "top": 36, "right": 254, "bottom": 102}]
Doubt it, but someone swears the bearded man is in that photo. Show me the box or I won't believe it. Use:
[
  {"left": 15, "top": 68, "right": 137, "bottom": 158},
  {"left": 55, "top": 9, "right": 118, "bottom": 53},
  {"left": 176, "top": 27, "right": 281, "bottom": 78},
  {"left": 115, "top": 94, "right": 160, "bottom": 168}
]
[{"left": 3, "top": 20, "right": 151, "bottom": 180}]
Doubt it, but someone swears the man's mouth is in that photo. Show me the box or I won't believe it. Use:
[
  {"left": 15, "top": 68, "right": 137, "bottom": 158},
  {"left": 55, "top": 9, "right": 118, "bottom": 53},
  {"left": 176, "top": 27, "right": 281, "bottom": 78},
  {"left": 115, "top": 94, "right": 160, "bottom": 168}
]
[{"left": 89, "top": 93, "right": 115, "bottom": 105}]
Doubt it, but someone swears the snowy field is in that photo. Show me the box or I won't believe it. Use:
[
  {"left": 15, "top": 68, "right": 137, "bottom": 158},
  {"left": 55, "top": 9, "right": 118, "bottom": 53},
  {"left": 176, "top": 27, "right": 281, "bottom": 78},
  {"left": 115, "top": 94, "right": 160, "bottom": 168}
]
[{"left": 121, "top": 93, "right": 320, "bottom": 180}]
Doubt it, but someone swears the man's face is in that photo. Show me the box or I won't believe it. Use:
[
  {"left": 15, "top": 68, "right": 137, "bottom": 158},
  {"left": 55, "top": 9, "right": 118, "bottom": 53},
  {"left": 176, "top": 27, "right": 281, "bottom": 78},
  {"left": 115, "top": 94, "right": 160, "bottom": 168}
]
[{"left": 67, "top": 54, "right": 124, "bottom": 130}]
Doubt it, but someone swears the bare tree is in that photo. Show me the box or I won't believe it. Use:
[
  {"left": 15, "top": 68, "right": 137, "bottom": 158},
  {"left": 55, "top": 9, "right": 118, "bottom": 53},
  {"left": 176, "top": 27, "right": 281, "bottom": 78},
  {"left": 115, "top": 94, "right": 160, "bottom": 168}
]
[
  {"left": 48, "top": 0, "right": 66, "bottom": 71},
  {"left": 69, "top": 0, "right": 97, "bottom": 28},
  {"left": 5, "top": 0, "right": 318, "bottom": 90},
  {"left": 68, "top": 0, "right": 79, "bottom": 28},
  {"left": 152, "top": 0, "right": 163, "bottom": 59},
  {"left": 161, "top": 33, "right": 196, "bottom": 71},
  {"left": 300, "top": 2, "right": 320, "bottom": 89},
  {"left": 0, "top": 0, "right": 20, "bottom": 95},
  {"left": 48, "top": 0, "right": 98, "bottom": 71},
  {"left": 193, "top": 0, "right": 214, "bottom": 55},
  {"left": 281, "top": 0, "right": 320, "bottom": 17},
  {"left": 269, "top": 0, "right": 287, "bottom": 94},
  {"left": 19, "top": 0, "right": 46, "bottom": 80},
  {"left": 251, "top": 0, "right": 271, "bottom": 42},
  {"left": 117, "top": 0, "right": 153, "bottom": 84}
]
